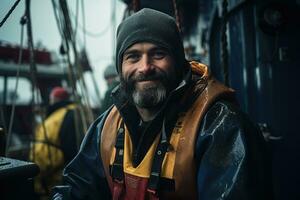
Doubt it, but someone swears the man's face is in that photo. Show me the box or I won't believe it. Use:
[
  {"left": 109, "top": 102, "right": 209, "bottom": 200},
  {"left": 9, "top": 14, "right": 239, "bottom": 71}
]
[{"left": 121, "top": 42, "right": 177, "bottom": 108}]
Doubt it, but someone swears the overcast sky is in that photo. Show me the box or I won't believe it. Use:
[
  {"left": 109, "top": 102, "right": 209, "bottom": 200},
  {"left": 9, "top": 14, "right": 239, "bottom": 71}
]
[{"left": 0, "top": 0, "right": 126, "bottom": 105}]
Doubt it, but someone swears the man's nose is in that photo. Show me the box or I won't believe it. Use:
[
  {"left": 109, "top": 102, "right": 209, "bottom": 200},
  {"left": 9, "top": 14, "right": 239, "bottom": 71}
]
[{"left": 138, "top": 55, "right": 154, "bottom": 74}]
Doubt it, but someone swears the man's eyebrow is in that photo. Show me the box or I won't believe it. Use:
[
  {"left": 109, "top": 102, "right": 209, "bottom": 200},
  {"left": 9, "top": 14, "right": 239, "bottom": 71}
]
[
  {"left": 123, "top": 49, "right": 139, "bottom": 56},
  {"left": 149, "top": 46, "right": 169, "bottom": 53}
]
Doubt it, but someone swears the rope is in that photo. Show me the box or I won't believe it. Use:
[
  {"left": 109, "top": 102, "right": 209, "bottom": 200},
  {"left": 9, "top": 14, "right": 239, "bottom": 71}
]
[
  {"left": 111, "top": 0, "right": 117, "bottom": 59},
  {"left": 67, "top": 2, "right": 112, "bottom": 38},
  {"left": 78, "top": 22, "right": 111, "bottom": 38},
  {"left": 22, "top": 0, "right": 53, "bottom": 166},
  {"left": 71, "top": 5, "right": 95, "bottom": 124},
  {"left": 0, "top": 0, "right": 21, "bottom": 28},
  {"left": 65, "top": 0, "right": 94, "bottom": 123},
  {"left": 73, "top": 0, "right": 79, "bottom": 39},
  {"left": 221, "top": 0, "right": 229, "bottom": 86},
  {"left": 51, "top": 0, "right": 64, "bottom": 37},
  {"left": 59, "top": 0, "right": 93, "bottom": 130},
  {"left": 80, "top": 0, "right": 86, "bottom": 47},
  {"left": 80, "top": 0, "right": 104, "bottom": 107},
  {"left": 5, "top": 15, "right": 26, "bottom": 156},
  {"left": 25, "top": 0, "right": 39, "bottom": 102}
]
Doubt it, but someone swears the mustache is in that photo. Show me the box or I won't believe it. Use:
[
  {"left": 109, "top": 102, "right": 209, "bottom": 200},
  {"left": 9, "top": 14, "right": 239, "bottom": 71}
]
[
  {"left": 130, "top": 73, "right": 165, "bottom": 82},
  {"left": 120, "top": 70, "right": 175, "bottom": 99},
  {"left": 124, "top": 70, "right": 168, "bottom": 84}
]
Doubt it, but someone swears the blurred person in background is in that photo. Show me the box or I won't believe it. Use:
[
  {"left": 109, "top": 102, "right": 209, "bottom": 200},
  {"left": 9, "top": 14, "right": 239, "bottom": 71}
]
[
  {"left": 30, "top": 86, "right": 84, "bottom": 200},
  {"left": 100, "top": 64, "right": 119, "bottom": 113}
]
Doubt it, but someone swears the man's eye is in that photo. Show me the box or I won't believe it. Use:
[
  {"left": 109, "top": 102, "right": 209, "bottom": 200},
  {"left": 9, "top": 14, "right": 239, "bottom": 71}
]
[
  {"left": 125, "top": 54, "right": 140, "bottom": 61},
  {"left": 152, "top": 51, "right": 167, "bottom": 59}
]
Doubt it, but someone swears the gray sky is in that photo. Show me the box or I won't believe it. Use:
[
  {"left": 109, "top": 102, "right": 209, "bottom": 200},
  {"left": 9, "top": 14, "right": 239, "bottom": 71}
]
[{"left": 0, "top": 0, "right": 126, "bottom": 105}]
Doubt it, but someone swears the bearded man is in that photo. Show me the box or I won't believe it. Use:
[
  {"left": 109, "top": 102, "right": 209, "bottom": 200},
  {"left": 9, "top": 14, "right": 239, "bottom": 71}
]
[{"left": 52, "top": 8, "right": 273, "bottom": 200}]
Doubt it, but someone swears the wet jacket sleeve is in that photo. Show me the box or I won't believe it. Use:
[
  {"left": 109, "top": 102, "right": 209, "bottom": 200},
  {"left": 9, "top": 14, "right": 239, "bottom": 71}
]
[
  {"left": 195, "top": 101, "right": 273, "bottom": 200},
  {"left": 52, "top": 111, "right": 111, "bottom": 200}
]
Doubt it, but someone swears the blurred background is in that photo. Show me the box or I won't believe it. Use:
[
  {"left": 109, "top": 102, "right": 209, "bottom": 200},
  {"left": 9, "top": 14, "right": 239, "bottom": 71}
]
[{"left": 0, "top": 0, "right": 126, "bottom": 107}]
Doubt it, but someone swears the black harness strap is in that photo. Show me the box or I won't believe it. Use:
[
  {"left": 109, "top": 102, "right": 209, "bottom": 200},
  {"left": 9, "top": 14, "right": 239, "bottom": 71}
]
[
  {"left": 110, "top": 119, "right": 171, "bottom": 195},
  {"left": 110, "top": 122, "right": 125, "bottom": 182},
  {"left": 147, "top": 119, "right": 170, "bottom": 195}
]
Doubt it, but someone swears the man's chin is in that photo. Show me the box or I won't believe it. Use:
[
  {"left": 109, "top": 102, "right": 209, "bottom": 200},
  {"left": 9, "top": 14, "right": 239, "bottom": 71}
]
[{"left": 132, "top": 86, "right": 167, "bottom": 109}]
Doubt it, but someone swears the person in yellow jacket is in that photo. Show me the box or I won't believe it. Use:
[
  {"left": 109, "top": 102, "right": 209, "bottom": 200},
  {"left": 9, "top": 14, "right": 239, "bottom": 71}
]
[{"left": 30, "top": 87, "right": 84, "bottom": 199}]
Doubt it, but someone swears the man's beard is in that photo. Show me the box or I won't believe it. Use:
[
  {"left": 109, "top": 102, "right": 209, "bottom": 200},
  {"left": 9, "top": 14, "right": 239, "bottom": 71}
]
[{"left": 121, "top": 71, "right": 175, "bottom": 109}]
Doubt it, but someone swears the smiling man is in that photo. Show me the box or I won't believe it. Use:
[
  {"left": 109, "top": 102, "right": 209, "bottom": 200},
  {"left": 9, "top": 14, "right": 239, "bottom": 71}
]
[
  {"left": 52, "top": 8, "right": 273, "bottom": 200},
  {"left": 121, "top": 42, "right": 177, "bottom": 120}
]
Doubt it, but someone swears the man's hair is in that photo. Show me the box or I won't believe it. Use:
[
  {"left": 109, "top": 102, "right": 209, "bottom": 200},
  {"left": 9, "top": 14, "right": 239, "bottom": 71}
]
[{"left": 116, "top": 8, "right": 188, "bottom": 80}]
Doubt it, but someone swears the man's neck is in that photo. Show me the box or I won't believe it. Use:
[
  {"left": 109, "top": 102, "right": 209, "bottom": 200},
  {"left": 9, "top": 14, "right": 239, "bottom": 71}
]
[{"left": 136, "top": 106, "right": 160, "bottom": 122}]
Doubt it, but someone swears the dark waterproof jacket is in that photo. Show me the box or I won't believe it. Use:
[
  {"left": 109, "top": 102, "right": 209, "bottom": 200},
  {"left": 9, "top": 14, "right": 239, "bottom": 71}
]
[{"left": 52, "top": 62, "right": 273, "bottom": 200}]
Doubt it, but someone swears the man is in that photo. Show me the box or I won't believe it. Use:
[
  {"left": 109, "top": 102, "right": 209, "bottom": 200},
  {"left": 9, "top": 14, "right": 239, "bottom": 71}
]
[
  {"left": 52, "top": 8, "right": 273, "bottom": 200},
  {"left": 30, "top": 87, "right": 84, "bottom": 199},
  {"left": 100, "top": 64, "right": 120, "bottom": 113}
]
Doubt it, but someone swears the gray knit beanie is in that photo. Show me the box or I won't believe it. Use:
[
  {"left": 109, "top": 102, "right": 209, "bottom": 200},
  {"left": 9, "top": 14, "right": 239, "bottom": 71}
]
[{"left": 116, "top": 8, "right": 187, "bottom": 79}]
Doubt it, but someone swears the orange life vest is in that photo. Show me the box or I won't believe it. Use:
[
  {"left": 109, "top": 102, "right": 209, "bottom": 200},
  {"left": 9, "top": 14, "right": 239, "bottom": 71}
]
[{"left": 100, "top": 62, "right": 235, "bottom": 200}]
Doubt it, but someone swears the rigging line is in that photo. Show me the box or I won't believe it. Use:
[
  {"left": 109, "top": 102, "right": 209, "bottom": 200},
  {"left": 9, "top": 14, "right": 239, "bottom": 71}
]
[
  {"left": 80, "top": 1, "right": 101, "bottom": 107},
  {"left": 111, "top": 0, "right": 116, "bottom": 59},
  {"left": 59, "top": 0, "right": 90, "bottom": 130},
  {"left": 0, "top": 0, "right": 21, "bottom": 28},
  {"left": 74, "top": 53, "right": 94, "bottom": 123},
  {"left": 73, "top": 0, "right": 112, "bottom": 108},
  {"left": 77, "top": 16, "right": 111, "bottom": 38},
  {"left": 64, "top": 39, "right": 91, "bottom": 116},
  {"left": 77, "top": 77, "right": 94, "bottom": 122},
  {"left": 73, "top": 0, "right": 80, "bottom": 39},
  {"left": 60, "top": 0, "right": 74, "bottom": 43},
  {"left": 61, "top": 1, "right": 93, "bottom": 125},
  {"left": 81, "top": 0, "right": 86, "bottom": 47},
  {"left": 66, "top": 57, "right": 90, "bottom": 132},
  {"left": 63, "top": 1, "right": 94, "bottom": 123},
  {"left": 51, "top": 0, "right": 64, "bottom": 37},
  {"left": 68, "top": 6, "right": 112, "bottom": 38},
  {"left": 57, "top": 56, "right": 81, "bottom": 141},
  {"left": 54, "top": 1, "right": 78, "bottom": 102},
  {"left": 5, "top": 15, "right": 26, "bottom": 156},
  {"left": 52, "top": 0, "right": 77, "bottom": 88},
  {"left": 78, "top": 70, "right": 95, "bottom": 124},
  {"left": 25, "top": 0, "right": 53, "bottom": 165},
  {"left": 25, "top": 0, "right": 38, "bottom": 102},
  {"left": 77, "top": 77, "right": 94, "bottom": 125}
]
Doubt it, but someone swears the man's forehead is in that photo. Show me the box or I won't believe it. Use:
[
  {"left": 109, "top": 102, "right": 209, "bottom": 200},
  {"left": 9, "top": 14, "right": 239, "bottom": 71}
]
[{"left": 124, "top": 42, "right": 166, "bottom": 53}]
